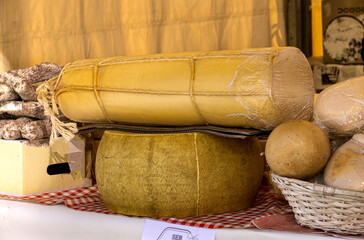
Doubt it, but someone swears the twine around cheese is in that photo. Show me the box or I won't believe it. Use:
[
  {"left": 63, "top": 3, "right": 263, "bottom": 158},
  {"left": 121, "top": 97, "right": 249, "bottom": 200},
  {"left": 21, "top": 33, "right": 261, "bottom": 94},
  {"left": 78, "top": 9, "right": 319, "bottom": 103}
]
[
  {"left": 36, "top": 48, "right": 315, "bottom": 144},
  {"left": 36, "top": 64, "right": 78, "bottom": 144},
  {"left": 36, "top": 56, "right": 212, "bottom": 144},
  {"left": 189, "top": 57, "right": 208, "bottom": 125}
]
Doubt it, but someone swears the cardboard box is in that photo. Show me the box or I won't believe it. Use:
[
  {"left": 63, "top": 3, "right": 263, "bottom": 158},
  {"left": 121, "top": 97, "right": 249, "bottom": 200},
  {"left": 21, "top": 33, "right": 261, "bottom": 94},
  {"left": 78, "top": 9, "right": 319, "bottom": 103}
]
[
  {"left": 322, "top": 0, "right": 364, "bottom": 64},
  {"left": 0, "top": 136, "right": 91, "bottom": 196}
]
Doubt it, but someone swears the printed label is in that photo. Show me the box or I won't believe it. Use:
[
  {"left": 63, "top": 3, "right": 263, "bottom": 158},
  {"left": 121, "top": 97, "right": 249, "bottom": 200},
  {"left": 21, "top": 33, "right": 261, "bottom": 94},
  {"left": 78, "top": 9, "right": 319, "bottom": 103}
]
[{"left": 142, "top": 219, "right": 216, "bottom": 240}]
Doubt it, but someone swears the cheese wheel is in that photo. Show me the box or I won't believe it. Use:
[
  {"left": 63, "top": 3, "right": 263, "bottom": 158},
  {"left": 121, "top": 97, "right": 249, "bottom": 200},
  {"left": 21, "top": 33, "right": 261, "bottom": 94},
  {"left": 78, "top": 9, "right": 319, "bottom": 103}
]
[
  {"left": 37, "top": 47, "right": 314, "bottom": 141},
  {"left": 324, "top": 134, "right": 364, "bottom": 191},
  {"left": 96, "top": 131, "right": 264, "bottom": 217},
  {"left": 265, "top": 120, "right": 331, "bottom": 180},
  {"left": 314, "top": 76, "right": 364, "bottom": 135}
]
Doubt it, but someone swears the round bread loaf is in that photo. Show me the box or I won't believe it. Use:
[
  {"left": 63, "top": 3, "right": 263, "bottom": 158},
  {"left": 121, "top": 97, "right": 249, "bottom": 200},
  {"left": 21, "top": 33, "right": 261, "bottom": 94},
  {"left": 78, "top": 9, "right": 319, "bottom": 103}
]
[
  {"left": 265, "top": 120, "right": 331, "bottom": 179},
  {"left": 314, "top": 76, "right": 364, "bottom": 135},
  {"left": 324, "top": 134, "right": 364, "bottom": 191}
]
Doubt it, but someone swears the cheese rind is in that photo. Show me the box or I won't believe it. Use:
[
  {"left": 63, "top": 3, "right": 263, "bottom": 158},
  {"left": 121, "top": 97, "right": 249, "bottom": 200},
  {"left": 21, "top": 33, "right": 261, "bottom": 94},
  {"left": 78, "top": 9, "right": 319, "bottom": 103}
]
[
  {"left": 48, "top": 47, "right": 314, "bottom": 130},
  {"left": 96, "top": 131, "right": 264, "bottom": 217}
]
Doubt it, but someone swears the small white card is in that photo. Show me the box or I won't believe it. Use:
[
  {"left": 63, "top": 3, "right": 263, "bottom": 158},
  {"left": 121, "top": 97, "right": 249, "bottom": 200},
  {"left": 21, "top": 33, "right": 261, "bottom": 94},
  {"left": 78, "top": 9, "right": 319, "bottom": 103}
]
[{"left": 142, "top": 219, "right": 216, "bottom": 240}]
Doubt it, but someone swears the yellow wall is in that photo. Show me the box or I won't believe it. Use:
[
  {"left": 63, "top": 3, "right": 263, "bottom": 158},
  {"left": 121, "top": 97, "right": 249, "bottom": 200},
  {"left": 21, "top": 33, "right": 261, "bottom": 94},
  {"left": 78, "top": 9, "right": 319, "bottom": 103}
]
[
  {"left": 0, "top": 0, "right": 286, "bottom": 72},
  {"left": 312, "top": 0, "right": 323, "bottom": 57}
]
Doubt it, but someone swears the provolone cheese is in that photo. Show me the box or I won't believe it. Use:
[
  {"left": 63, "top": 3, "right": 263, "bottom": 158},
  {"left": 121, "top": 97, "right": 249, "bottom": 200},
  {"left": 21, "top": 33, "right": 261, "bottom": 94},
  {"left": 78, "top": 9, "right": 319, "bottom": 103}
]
[{"left": 38, "top": 47, "right": 314, "bottom": 137}]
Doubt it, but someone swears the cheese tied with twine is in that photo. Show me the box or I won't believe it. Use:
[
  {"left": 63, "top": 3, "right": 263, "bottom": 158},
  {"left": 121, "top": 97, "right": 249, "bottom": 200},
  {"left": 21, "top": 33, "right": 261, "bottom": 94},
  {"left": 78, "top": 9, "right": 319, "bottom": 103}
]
[{"left": 36, "top": 47, "right": 314, "bottom": 143}]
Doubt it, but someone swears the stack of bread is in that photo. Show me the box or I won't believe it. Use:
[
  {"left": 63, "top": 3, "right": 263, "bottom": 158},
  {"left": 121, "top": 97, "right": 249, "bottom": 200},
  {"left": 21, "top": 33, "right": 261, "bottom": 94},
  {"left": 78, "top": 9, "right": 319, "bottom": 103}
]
[
  {"left": 315, "top": 76, "right": 364, "bottom": 191},
  {"left": 0, "top": 63, "right": 62, "bottom": 147},
  {"left": 265, "top": 75, "right": 364, "bottom": 192}
]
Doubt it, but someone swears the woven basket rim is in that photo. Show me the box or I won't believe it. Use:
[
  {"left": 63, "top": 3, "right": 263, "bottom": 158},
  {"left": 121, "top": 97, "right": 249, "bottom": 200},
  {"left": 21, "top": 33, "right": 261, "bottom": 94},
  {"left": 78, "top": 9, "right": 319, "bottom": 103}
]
[{"left": 271, "top": 172, "right": 364, "bottom": 200}]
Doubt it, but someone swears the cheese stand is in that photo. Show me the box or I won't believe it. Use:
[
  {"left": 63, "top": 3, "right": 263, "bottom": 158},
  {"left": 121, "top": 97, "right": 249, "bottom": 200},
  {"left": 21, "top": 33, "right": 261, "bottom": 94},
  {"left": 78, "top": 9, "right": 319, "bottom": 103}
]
[{"left": 1, "top": 0, "right": 363, "bottom": 239}]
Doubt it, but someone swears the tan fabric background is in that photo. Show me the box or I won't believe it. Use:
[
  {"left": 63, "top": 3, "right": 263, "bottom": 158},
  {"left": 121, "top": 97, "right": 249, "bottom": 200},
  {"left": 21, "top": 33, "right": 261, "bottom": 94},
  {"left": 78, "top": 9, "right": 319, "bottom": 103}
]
[{"left": 0, "top": 0, "right": 286, "bottom": 72}]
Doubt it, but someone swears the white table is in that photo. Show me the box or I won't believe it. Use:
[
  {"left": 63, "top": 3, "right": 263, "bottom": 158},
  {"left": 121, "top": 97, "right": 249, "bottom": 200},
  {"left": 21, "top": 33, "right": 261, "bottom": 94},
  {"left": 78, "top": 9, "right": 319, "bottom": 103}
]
[{"left": 0, "top": 199, "right": 356, "bottom": 240}]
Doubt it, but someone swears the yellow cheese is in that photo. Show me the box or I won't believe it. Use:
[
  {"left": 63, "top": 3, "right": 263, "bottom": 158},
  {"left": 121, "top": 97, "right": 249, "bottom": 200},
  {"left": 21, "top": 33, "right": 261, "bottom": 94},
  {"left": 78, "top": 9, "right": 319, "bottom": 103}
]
[
  {"left": 0, "top": 137, "right": 90, "bottom": 195},
  {"left": 96, "top": 131, "right": 264, "bottom": 218},
  {"left": 37, "top": 47, "right": 314, "bottom": 142}
]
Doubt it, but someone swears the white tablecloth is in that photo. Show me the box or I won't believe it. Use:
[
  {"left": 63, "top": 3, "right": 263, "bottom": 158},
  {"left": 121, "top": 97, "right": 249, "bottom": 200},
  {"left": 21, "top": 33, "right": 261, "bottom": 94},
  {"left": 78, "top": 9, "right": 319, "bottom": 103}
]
[{"left": 0, "top": 199, "right": 356, "bottom": 240}]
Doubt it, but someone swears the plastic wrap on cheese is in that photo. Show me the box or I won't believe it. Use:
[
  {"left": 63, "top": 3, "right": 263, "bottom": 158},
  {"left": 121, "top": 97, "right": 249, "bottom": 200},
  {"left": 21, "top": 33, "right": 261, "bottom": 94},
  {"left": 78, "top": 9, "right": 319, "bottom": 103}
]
[
  {"left": 314, "top": 76, "right": 364, "bottom": 136},
  {"left": 37, "top": 47, "right": 315, "bottom": 142}
]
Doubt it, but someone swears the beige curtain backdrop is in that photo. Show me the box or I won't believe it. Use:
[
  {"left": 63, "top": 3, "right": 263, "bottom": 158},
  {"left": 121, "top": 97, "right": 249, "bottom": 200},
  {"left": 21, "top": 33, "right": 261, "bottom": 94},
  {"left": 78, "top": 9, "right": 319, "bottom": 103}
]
[{"left": 0, "top": 0, "right": 286, "bottom": 72}]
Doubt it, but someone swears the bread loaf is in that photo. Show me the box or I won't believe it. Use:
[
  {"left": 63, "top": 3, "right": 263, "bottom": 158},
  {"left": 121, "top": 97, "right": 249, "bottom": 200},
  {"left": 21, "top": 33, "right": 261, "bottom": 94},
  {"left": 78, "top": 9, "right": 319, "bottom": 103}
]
[
  {"left": 265, "top": 120, "right": 331, "bottom": 179},
  {"left": 324, "top": 134, "right": 364, "bottom": 191},
  {"left": 314, "top": 76, "right": 364, "bottom": 135}
]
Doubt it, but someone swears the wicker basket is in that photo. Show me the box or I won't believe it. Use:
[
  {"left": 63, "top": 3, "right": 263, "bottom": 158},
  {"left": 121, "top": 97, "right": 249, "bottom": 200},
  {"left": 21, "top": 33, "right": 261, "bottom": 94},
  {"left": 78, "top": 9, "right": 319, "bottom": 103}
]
[{"left": 271, "top": 172, "right": 364, "bottom": 235}]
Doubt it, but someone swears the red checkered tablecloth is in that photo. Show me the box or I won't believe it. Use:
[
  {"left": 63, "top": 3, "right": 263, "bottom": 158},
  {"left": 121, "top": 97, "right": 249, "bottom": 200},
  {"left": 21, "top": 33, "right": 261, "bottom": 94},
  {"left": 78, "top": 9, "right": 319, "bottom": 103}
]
[
  {"left": 158, "top": 187, "right": 291, "bottom": 228},
  {"left": 0, "top": 185, "right": 292, "bottom": 229},
  {"left": 0, "top": 186, "right": 99, "bottom": 205}
]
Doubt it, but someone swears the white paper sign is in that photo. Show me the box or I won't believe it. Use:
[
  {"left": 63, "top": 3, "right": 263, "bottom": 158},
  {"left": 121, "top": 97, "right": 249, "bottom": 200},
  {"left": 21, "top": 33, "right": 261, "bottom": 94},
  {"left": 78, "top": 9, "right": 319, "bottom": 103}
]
[{"left": 142, "top": 219, "right": 216, "bottom": 240}]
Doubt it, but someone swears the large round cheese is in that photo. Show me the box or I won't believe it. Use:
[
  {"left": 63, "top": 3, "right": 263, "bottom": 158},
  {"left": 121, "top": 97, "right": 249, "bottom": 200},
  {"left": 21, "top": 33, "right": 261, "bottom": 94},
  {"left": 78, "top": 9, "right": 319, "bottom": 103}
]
[
  {"left": 265, "top": 120, "right": 331, "bottom": 179},
  {"left": 324, "top": 134, "right": 364, "bottom": 191},
  {"left": 96, "top": 131, "right": 264, "bottom": 218},
  {"left": 314, "top": 76, "right": 364, "bottom": 135}
]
